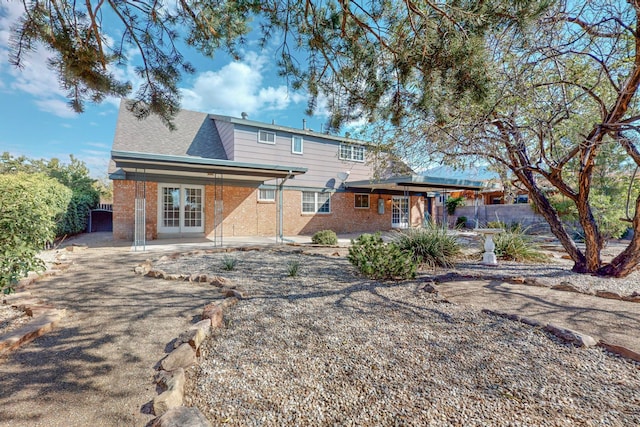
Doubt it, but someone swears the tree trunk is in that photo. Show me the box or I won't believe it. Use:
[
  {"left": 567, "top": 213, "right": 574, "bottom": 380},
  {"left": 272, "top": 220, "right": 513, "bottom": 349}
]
[
  {"left": 597, "top": 194, "right": 640, "bottom": 277},
  {"left": 514, "top": 170, "right": 588, "bottom": 271}
]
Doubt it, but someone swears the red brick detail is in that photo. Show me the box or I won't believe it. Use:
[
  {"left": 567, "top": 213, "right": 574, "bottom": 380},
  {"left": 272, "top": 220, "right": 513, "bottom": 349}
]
[
  {"left": 112, "top": 180, "right": 157, "bottom": 240},
  {"left": 114, "top": 180, "right": 425, "bottom": 240}
]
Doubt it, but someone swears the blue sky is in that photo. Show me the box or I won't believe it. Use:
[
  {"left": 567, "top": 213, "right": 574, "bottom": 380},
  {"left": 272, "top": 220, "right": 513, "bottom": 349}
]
[{"left": 0, "top": 2, "right": 331, "bottom": 178}]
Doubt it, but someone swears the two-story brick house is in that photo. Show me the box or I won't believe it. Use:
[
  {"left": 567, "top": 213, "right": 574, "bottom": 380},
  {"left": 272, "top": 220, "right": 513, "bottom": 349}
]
[{"left": 109, "top": 100, "right": 484, "bottom": 242}]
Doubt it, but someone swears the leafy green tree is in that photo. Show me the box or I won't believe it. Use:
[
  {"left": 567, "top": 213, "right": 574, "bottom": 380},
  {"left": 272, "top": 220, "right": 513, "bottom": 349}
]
[
  {"left": 1, "top": 153, "right": 100, "bottom": 236},
  {"left": 0, "top": 173, "right": 71, "bottom": 294},
  {"left": 375, "top": 1, "right": 640, "bottom": 277}
]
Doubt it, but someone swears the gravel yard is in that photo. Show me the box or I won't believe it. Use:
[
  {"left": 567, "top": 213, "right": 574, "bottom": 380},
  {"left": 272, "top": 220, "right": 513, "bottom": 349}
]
[
  {"left": 155, "top": 248, "right": 640, "bottom": 426},
  {"left": 0, "top": 304, "right": 30, "bottom": 336}
]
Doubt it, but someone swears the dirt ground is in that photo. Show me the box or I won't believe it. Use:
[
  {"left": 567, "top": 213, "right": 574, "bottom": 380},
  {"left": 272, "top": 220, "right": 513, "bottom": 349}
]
[{"left": 0, "top": 233, "right": 223, "bottom": 426}]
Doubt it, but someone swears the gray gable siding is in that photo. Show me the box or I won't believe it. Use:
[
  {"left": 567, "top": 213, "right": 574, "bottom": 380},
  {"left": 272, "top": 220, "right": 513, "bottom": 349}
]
[
  {"left": 231, "top": 124, "right": 373, "bottom": 189},
  {"left": 213, "top": 120, "right": 235, "bottom": 160}
]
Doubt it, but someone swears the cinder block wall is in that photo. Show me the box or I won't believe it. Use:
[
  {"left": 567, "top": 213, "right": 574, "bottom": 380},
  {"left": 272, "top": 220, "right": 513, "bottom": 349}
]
[{"left": 440, "top": 204, "right": 550, "bottom": 232}]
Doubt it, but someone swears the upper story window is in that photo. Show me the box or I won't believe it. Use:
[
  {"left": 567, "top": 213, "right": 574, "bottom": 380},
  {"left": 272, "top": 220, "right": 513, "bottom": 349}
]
[
  {"left": 339, "top": 143, "right": 365, "bottom": 162},
  {"left": 258, "top": 188, "right": 276, "bottom": 202},
  {"left": 292, "top": 136, "right": 303, "bottom": 154},
  {"left": 258, "top": 130, "right": 276, "bottom": 144}
]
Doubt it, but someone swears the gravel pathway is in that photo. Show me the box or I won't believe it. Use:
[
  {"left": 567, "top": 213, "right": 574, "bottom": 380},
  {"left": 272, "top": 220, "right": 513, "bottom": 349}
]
[{"left": 154, "top": 249, "right": 640, "bottom": 426}]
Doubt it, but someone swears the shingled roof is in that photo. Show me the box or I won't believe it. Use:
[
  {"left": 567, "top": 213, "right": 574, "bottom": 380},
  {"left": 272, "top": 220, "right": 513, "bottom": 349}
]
[{"left": 111, "top": 100, "right": 228, "bottom": 160}]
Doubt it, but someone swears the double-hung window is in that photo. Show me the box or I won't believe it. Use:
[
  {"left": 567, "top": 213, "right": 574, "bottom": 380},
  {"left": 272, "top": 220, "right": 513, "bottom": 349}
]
[
  {"left": 354, "top": 194, "right": 370, "bottom": 209},
  {"left": 339, "top": 143, "right": 365, "bottom": 162},
  {"left": 258, "top": 189, "right": 276, "bottom": 202},
  {"left": 258, "top": 130, "right": 276, "bottom": 144},
  {"left": 302, "top": 191, "right": 331, "bottom": 214},
  {"left": 292, "top": 136, "right": 303, "bottom": 154}
]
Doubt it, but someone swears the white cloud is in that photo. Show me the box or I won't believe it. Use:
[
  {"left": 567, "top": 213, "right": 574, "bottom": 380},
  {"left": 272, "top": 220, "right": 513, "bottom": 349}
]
[
  {"left": 34, "top": 99, "right": 79, "bottom": 119},
  {"left": 86, "top": 142, "right": 111, "bottom": 149},
  {"left": 180, "top": 51, "right": 305, "bottom": 116}
]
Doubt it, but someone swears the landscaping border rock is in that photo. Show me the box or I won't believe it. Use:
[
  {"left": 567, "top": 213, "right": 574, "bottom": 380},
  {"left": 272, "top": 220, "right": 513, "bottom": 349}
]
[
  {"left": 482, "top": 309, "right": 640, "bottom": 362},
  {"left": 148, "top": 296, "right": 236, "bottom": 425}
]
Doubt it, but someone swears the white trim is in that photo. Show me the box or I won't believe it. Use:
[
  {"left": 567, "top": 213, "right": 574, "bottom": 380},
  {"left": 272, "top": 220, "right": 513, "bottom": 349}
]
[
  {"left": 258, "top": 129, "right": 276, "bottom": 144},
  {"left": 291, "top": 135, "right": 303, "bottom": 154},
  {"left": 354, "top": 193, "right": 370, "bottom": 209},
  {"left": 391, "top": 196, "right": 409, "bottom": 228},
  {"left": 158, "top": 184, "right": 205, "bottom": 234}
]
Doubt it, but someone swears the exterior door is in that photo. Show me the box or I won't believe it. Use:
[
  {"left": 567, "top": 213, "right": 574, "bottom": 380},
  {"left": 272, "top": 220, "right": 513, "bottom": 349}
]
[
  {"left": 158, "top": 184, "right": 204, "bottom": 234},
  {"left": 392, "top": 196, "right": 410, "bottom": 228}
]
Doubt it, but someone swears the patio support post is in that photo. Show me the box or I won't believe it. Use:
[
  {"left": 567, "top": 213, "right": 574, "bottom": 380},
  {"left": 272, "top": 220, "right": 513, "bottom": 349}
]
[
  {"left": 133, "top": 169, "right": 146, "bottom": 251},
  {"left": 277, "top": 172, "right": 293, "bottom": 244}
]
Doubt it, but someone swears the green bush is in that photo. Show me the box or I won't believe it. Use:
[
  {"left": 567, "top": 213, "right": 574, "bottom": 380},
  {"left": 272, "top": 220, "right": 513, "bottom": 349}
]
[
  {"left": 348, "top": 233, "right": 417, "bottom": 280},
  {"left": 221, "top": 256, "right": 238, "bottom": 271},
  {"left": 286, "top": 259, "right": 302, "bottom": 277},
  {"left": 311, "top": 229, "right": 338, "bottom": 245},
  {"left": 492, "top": 228, "right": 547, "bottom": 262},
  {"left": 394, "top": 226, "right": 460, "bottom": 269},
  {"left": 1, "top": 153, "right": 100, "bottom": 237},
  {"left": 56, "top": 191, "right": 97, "bottom": 236},
  {"left": 455, "top": 216, "right": 468, "bottom": 229},
  {"left": 0, "top": 173, "right": 71, "bottom": 294}
]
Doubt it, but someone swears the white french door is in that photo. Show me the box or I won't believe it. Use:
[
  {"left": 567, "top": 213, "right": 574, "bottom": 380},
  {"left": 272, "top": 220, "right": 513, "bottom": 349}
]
[
  {"left": 392, "top": 196, "right": 410, "bottom": 228},
  {"left": 158, "top": 184, "right": 204, "bottom": 234}
]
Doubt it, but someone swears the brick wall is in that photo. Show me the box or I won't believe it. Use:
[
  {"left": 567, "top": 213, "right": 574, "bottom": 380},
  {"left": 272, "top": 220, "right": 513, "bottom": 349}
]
[
  {"left": 114, "top": 180, "right": 425, "bottom": 240},
  {"left": 113, "top": 180, "right": 157, "bottom": 240}
]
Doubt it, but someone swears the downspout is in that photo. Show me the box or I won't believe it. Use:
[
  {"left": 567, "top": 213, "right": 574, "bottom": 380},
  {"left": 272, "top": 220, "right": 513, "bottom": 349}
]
[{"left": 278, "top": 172, "right": 294, "bottom": 244}]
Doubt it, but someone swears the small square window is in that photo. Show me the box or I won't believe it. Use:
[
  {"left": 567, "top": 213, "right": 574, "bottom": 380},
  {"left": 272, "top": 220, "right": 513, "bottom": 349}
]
[
  {"left": 258, "top": 130, "right": 276, "bottom": 144},
  {"left": 354, "top": 194, "right": 370, "bottom": 209},
  {"left": 292, "top": 136, "right": 303, "bottom": 154},
  {"left": 258, "top": 189, "right": 276, "bottom": 201}
]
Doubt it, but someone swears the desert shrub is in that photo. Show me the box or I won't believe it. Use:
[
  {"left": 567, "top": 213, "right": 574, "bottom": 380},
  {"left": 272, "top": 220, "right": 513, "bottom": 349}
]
[
  {"left": 486, "top": 220, "right": 523, "bottom": 233},
  {"left": 486, "top": 220, "right": 507, "bottom": 229},
  {"left": 394, "top": 226, "right": 460, "bottom": 269},
  {"left": 311, "top": 229, "right": 338, "bottom": 245},
  {"left": 492, "top": 228, "right": 547, "bottom": 262},
  {"left": 286, "top": 259, "right": 302, "bottom": 277},
  {"left": 455, "top": 216, "right": 468, "bottom": 229},
  {"left": 221, "top": 256, "right": 238, "bottom": 271},
  {"left": 0, "top": 173, "right": 71, "bottom": 294},
  {"left": 348, "top": 233, "right": 417, "bottom": 280}
]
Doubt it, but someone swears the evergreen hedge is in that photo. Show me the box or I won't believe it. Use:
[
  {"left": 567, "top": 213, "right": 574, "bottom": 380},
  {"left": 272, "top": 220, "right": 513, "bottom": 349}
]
[{"left": 0, "top": 173, "right": 71, "bottom": 294}]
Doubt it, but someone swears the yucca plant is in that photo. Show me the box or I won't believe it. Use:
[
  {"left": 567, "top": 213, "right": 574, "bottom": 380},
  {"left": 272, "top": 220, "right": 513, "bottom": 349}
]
[
  {"left": 394, "top": 225, "right": 460, "bottom": 269},
  {"left": 286, "top": 259, "right": 302, "bottom": 277},
  {"left": 492, "top": 228, "right": 547, "bottom": 262},
  {"left": 221, "top": 255, "right": 238, "bottom": 271}
]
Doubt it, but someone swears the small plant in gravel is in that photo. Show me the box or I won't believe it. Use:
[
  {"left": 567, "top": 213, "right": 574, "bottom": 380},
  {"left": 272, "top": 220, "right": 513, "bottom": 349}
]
[
  {"left": 394, "top": 226, "right": 460, "bottom": 269},
  {"left": 286, "top": 259, "right": 302, "bottom": 277},
  {"left": 348, "top": 233, "right": 417, "bottom": 280},
  {"left": 221, "top": 256, "right": 238, "bottom": 271},
  {"left": 311, "top": 229, "right": 338, "bottom": 245},
  {"left": 492, "top": 228, "right": 547, "bottom": 262}
]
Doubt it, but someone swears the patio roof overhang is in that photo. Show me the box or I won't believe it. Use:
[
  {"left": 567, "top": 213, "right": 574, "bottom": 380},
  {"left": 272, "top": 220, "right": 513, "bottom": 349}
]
[
  {"left": 344, "top": 174, "right": 486, "bottom": 193},
  {"left": 110, "top": 150, "right": 307, "bottom": 183}
]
